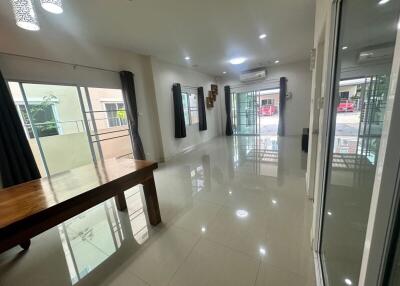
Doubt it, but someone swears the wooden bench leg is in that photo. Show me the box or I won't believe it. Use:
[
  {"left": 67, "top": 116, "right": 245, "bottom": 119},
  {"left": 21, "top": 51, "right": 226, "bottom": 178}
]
[
  {"left": 114, "top": 193, "right": 127, "bottom": 211},
  {"left": 20, "top": 240, "right": 31, "bottom": 251},
  {"left": 143, "top": 176, "right": 161, "bottom": 226}
]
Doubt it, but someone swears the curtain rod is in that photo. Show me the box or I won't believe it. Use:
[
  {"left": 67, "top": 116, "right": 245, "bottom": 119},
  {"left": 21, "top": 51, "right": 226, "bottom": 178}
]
[{"left": 0, "top": 52, "right": 119, "bottom": 74}]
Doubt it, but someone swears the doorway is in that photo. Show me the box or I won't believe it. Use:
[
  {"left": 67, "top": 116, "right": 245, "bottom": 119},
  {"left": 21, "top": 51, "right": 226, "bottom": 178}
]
[{"left": 231, "top": 87, "right": 280, "bottom": 136}]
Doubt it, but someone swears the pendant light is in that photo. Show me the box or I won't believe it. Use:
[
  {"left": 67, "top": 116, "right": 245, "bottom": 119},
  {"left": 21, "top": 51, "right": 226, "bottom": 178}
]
[
  {"left": 40, "top": 0, "right": 63, "bottom": 14},
  {"left": 11, "top": 0, "right": 40, "bottom": 31}
]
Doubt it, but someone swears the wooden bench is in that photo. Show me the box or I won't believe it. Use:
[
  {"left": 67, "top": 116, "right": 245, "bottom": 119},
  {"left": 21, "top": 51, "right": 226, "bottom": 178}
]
[{"left": 0, "top": 158, "right": 160, "bottom": 253}]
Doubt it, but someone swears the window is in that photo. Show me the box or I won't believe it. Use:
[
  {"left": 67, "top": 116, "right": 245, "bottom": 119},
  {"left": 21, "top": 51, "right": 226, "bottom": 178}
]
[
  {"left": 182, "top": 91, "right": 199, "bottom": 125},
  {"left": 16, "top": 102, "right": 59, "bottom": 138},
  {"left": 261, "top": 98, "right": 274, "bottom": 106},
  {"left": 340, "top": 91, "right": 350, "bottom": 100},
  {"left": 104, "top": 102, "right": 128, "bottom": 127}
]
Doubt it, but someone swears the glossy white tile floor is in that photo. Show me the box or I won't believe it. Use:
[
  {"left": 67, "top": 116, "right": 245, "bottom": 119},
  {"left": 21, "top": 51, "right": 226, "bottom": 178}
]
[{"left": 0, "top": 136, "right": 315, "bottom": 286}]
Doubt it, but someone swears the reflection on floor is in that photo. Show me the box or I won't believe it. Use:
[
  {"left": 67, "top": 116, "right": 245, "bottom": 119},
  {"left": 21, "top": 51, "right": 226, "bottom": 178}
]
[{"left": 0, "top": 136, "right": 315, "bottom": 286}]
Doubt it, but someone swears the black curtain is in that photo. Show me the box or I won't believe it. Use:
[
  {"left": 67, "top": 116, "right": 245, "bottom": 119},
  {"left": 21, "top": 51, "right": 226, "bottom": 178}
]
[
  {"left": 225, "top": 86, "right": 233, "bottom": 136},
  {"left": 120, "top": 71, "right": 146, "bottom": 160},
  {"left": 278, "top": 77, "right": 287, "bottom": 136},
  {"left": 0, "top": 71, "right": 41, "bottom": 188},
  {"left": 173, "top": 83, "right": 186, "bottom": 138},
  {"left": 197, "top": 87, "right": 207, "bottom": 131}
]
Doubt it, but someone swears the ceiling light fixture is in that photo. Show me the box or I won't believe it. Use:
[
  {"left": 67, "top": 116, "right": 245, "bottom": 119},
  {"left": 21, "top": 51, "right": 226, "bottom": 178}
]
[
  {"left": 11, "top": 0, "right": 40, "bottom": 31},
  {"left": 185, "top": 56, "right": 191, "bottom": 61},
  {"left": 274, "top": 60, "right": 280, "bottom": 64},
  {"left": 222, "top": 71, "right": 227, "bottom": 74},
  {"left": 236, "top": 209, "right": 249, "bottom": 218},
  {"left": 259, "top": 247, "right": 267, "bottom": 256},
  {"left": 344, "top": 278, "right": 353, "bottom": 285},
  {"left": 40, "top": 0, "right": 63, "bottom": 14},
  {"left": 272, "top": 199, "right": 277, "bottom": 205},
  {"left": 230, "top": 57, "right": 246, "bottom": 65},
  {"left": 378, "top": 0, "right": 390, "bottom": 5},
  {"left": 259, "top": 34, "right": 267, "bottom": 39},
  {"left": 342, "top": 46, "right": 348, "bottom": 50}
]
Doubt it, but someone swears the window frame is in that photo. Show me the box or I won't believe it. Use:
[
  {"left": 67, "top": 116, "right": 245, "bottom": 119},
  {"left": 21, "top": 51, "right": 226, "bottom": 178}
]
[
  {"left": 181, "top": 90, "right": 199, "bottom": 126},
  {"left": 15, "top": 100, "right": 62, "bottom": 138},
  {"left": 103, "top": 101, "right": 128, "bottom": 128}
]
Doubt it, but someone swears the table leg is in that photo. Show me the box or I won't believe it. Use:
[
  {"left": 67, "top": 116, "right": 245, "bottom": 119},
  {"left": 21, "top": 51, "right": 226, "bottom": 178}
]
[
  {"left": 143, "top": 176, "right": 161, "bottom": 226},
  {"left": 20, "top": 240, "right": 31, "bottom": 251},
  {"left": 114, "top": 193, "right": 127, "bottom": 211}
]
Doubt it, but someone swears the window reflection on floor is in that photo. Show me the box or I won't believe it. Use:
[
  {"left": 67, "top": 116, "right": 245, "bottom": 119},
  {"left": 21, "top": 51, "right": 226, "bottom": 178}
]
[
  {"left": 58, "top": 186, "right": 148, "bottom": 284},
  {"left": 233, "top": 136, "right": 279, "bottom": 177}
]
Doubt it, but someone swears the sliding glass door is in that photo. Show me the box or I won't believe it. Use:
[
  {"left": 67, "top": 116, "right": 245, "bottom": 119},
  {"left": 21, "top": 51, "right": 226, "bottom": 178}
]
[
  {"left": 232, "top": 88, "right": 280, "bottom": 136},
  {"left": 319, "top": 0, "right": 400, "bottom": 285},
  {"left": 8, "top": 81, "right": 135, "bottom": 177}
]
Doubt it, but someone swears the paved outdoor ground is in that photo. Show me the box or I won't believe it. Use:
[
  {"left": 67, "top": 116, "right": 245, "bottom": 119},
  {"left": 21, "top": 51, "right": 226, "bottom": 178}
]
[
  {"left": 258, "top": 112, "right": 361, "bottom": 136},
  {"left": 335, "top": 112, "right": 360, "bottom": 136}
]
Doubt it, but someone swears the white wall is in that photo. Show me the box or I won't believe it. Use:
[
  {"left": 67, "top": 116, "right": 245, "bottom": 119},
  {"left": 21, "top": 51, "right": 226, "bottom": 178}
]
[
  {"left": 150, "top": 58, "right": 222, "bottom": 160},
  {"left": 0, "top": 20, "right": 164, "bottom": 162},
  {"left": 221, "top": 60, "right": 312, "bottom": 136}
]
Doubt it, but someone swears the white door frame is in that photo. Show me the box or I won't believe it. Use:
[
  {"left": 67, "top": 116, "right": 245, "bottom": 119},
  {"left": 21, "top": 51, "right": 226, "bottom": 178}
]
[
  {"left": 311, "top": 0, "right": 342, "bottom": 285},
  {"left": 358, "top": 26, "right": 400, "bottom": 286}
]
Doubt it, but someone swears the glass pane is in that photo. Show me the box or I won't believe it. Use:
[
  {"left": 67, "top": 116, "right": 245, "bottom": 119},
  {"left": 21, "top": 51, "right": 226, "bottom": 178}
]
[
  {"left": 181, "top": 92, "right": 190, "bottom": 125},
  {"left": 320, "top": 1, "right": 400, "bottom": 285},
  {"left": 22, "top": 83, "right": 93, "bottom": 175},
  {"left": 85, "top": 87, "right": 134, "bottom": 160},
  {"left": 235, "top": 91, "right": 257, "bottom": 135},
  {"left": 7, "top": 82, "right": 47, "bottom": 176},
  {"left": 258, "top": 89, "right": 280, "bottom": 135}
]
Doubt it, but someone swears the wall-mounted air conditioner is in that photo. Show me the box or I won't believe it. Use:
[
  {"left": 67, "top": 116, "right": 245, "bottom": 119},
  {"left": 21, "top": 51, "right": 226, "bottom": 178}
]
[{"left": 240, "top": 69, "right": 267, "bottom": 82}]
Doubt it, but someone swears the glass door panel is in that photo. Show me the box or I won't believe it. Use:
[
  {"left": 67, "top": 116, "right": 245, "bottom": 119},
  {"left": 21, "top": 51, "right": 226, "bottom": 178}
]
[
  {"left": 320, "top": 0, "right": 400, "bottom": 285},
  {"left": 233, "top": 91, "right": 258, "bottom": 135},
  {"left": 232, "top": 89, "right": 280, "bottom": 136},
  {"left": 22, "top": 83, "right": 93, "bottom": 175},
  {"left": 83, "top": 87, "right": 134, "bottom": 160}
]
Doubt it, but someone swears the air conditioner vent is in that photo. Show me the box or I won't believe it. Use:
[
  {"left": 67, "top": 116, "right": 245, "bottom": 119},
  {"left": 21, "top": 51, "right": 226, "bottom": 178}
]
[{"left": 240, "top": 69, "right": 267, "bottom": 82}]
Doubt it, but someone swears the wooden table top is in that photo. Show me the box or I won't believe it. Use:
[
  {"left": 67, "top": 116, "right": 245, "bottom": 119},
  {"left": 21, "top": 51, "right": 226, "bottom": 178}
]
[{"left": 0, "top": 158, "right": 157, "bottom": 230}]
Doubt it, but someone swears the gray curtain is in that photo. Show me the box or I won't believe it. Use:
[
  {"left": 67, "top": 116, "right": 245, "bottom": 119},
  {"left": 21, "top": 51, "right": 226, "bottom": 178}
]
[
  {"left": 0, "top": 70, "right": 41, "bottom": 187},
  {"left": 197, "top": 87, "right": 207, "bottom": 131},
  {"left": 225, "top": 86, "right": 233, "bottom": 136},
  {"left": 120, "top": 71, "right": 146, "bottom": 160},
  {"left": 173, "top": 83, "right": 186, "bottom": 138},
  {"left": 278, "top": 77, "right": 287, "bottom": 136}
]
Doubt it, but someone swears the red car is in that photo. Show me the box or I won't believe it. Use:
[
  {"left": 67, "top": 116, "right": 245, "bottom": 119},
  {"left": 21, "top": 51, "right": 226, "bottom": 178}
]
[
  {"left": 259, "top": 105, "right": 277, "bottom": 116},
  {"left": 337, "top": 100, "right": 354, "bottom": 112}
]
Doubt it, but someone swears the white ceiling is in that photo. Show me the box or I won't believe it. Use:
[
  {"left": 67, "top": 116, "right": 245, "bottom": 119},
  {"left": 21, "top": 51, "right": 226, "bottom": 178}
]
[{"left": 0, "top": 0, "right": 316, "bottom": 76}]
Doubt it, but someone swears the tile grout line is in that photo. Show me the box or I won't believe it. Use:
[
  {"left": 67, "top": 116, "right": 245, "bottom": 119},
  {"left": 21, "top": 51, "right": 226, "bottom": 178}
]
[
  {"left": 253, "top": 259, "right": 263, "bottom": 286},
  {"left": 166, "top": 235, "right": 202, "bottom": 286}
]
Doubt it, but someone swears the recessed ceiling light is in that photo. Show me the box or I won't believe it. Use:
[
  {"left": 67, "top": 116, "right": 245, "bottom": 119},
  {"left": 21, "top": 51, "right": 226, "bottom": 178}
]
[
  {"left": 230, "top": 57, "right": 246, "bottom": 65},
  {"left": 259, "top": 247, "right": 267, "bottom": 256},
  {"left": 185, "top": 56, "right": 191, "bottom": 60},
  {"left": 222, "top": 71, "right": 227, "bottom": 74},
  {"left": 201, "top": 226, "right": 206, "bottom": 233},
  {"left": 327, "top": 211, "right": 332, "bottom": 216},
  {"left": 274, "top": 60, "right": 280, "bottom": 64},
  {"left": 272, "top": 199, "right": 277, "bottom": 205},
  {"left": 229, "top": 190, "right": 232, "bottom": 195},
  {"left": 344, "top": 278, "right": 353, "bottom": 285},
  {"left": 259, "top": 34, "right": 267, "bottom": 39},
  {"left": 236, "top": 209, "right": 249, "bottom": 218},
  {"left": 342, "top": 46, "right": 348, "bottom": 50},
  {"left": 378, "top": 0, "right": 390, "bottom": 5}
]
